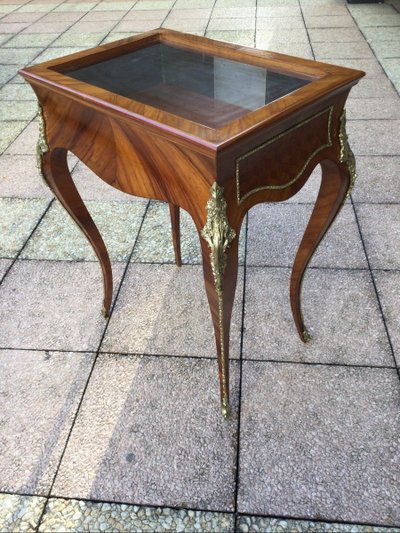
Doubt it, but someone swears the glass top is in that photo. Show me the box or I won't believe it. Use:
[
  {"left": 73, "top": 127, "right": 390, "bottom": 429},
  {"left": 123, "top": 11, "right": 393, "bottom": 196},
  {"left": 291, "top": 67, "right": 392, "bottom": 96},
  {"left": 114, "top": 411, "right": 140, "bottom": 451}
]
[{"left": 63, "top": 42, "right": 312, "bottom": 129}]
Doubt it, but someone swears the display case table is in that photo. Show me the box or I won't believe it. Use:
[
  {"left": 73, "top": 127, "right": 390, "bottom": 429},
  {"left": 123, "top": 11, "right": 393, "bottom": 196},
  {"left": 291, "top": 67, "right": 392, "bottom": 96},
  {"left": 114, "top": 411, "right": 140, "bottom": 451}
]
[{"left": 19, "top": 29, "right": 364, "bottom": 417}]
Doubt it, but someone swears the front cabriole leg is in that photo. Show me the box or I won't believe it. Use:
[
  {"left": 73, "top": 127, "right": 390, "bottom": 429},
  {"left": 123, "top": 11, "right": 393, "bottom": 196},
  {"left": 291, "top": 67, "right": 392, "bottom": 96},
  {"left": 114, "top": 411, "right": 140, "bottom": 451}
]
[
  {"left": 201, "top": 182, "right": 237, "bottom": 418},
  {"left": 37, "top": 104, "right": 113, "bottom": 317}
]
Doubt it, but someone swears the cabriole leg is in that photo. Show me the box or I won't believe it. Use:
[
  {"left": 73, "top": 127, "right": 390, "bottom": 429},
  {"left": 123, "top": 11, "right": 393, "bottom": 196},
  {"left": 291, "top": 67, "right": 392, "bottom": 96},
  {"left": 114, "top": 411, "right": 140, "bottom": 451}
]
[
  {"left": 200, "top": 183, "right": 238, "bottom": 418},
  {"left": 41, "top": 148, "right": 113, "bottom": 317},
  {"left": 290, "top": 158, "right": 353, "bottom": 341}
]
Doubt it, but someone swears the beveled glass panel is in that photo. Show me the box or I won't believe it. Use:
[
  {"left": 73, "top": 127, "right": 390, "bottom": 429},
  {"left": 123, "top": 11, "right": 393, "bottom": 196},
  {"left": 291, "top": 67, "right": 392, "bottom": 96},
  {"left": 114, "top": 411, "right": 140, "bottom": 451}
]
[{"left": 63, "top": 42, "right": 312, "bottom": 128}]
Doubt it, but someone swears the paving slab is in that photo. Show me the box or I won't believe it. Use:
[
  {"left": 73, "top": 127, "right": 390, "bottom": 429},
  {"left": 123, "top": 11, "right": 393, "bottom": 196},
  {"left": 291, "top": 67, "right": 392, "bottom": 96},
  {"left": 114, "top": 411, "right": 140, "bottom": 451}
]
[
  {"left": 243, "top": 267, "right": 392, "bottom": 367},
  {"left": 256, "top": 17, "right": 305, "bottom": 30},
  {"left": 18, "top": 3, "right": 62, "bottom": 14},
  {"left": 254, "top": 0, "right": 291, "bottom": 5},
  {"left": 102, "top": 263, "right": 244, "bottom": 359},
  {"left": 79, "top": 10, "right": 125, "bottom": 21},
  {"left": 2, "top": 32, "right": 58, "bottom": 47},
  {"left": 123, "top": 8, "right": 170, "bottom": 20},
  {"left": 323, "top": 58, "right": 385, "bottom": 78},
  {"left": 39, "top": 11, "right": 83, "bottom": 23},
  {"left": 39, "top": 498, "right": 234, "bottom": 533},
  {"left": 346, "top": 97, "right": 400, "bottom": 119},
  {"left": 0, "top": 34, "right": 11, "bottom": 45},
  {"left": 0, "top": 82, "right": 36, "bottom": 100},
  {"left": 301, "top": 5, "right": 348, "bottom": 16},
  {"left": 313, "top": 41, "right": 374, "bottom": 60},
  {"left": 305, "top": 15, "right": 357, "bottom": 29},
  {"left": 369, "top": 40, "right": 400, "bottom": 59},
  {"left": 308, "top": 27, "right": 364, "bottom": 43},
  {"left": 361, "top": 26, "right": 400, "bottom": 42},
  {"left": 135, "top": 0, "right": 176, "bottom": 10},
  {"left": 246, "top": 203, "right": 366, "bottom": 269},
  {"left": 0, "top": 349, "right": 94, "bottom": 493},
  {"left": 51, "top": 31, "right": 107, "bottom": 47},
  {"left": 92, "top": 1, "right": 136, "bottom": 11},
  {"left": 2, "top": 12, "right": 31, "bottom": 23},
  {"left": 21, "top": 21, "right": 75, "bottom": 34},
  {"left": 207, "top": 17, "right": 255, "bottom": 31},
  {"left": 237, "top": 516, "right": 400, "bottom": 533},
  {"left": 374, "top": 270, "right": 400, "bottom": 367},
  {"left": 114, "top": 19, "right": 165, "bottom": 33},
  {"left": 21, "top": 199, "right": 147, "bottom": 262},
  {"left": 259, "top": 40, "right": 313, "bottom": 58},
  {"left": 0, "top": 155, "right": 53, "bottom": 199},
  {"left": 257, "top": 6, "right": 302, "bottom": 17},
  {"left": 0, "top": 120, "right": 28, "bottom": 153},
  {"left": 0, "top": 260, "right": 124, "bottom": 351},
  {"left": 0, "top": 47, "right": 42, "bottom": 66},
  {"left": 0, "top": 198, "right": 49, "bottom": 259},
  {"left": 213, "top": 7, "right": 255, "bottom": 18},
  {"left": 355, "top": 204, "right": 400, "bottom": 269},
  {"left": 352, "top": 156, "right": 400, "bottom": 203},
  {"left": 52, "top": 355, "right": 239, "bottom": 511},
  {"left": 4, "top": 120, "right": 39, "bottom": 155},
  {"left": 350, "top": 76, "right": 399, "bottom": 99},
  {"left": 0, "top": 494, "right": 46, "bottom": 533},
  {"left": 238, "top": 361, "right": 400, "bottom": 526},
  {"left": 256, "top": 27, "right": 309, "bottom": 44},
  {"left": 0, "top": 22, "right": 30, "bottom": 34},
  {"left": 380, "top": 58, "right": 400, "bottom": 92},
  {"left": 102, "top": 32, "right": 137, "bottom": 44},
  {"left": 54, "top": 3, "right": 98, "bottom": 13},
  {"left": 348, "top": 119, "right": 400, "bottom": 156},
  {"left": 33, "top": 46, "right": 85, "bottom": 63},
  {"left": 206, "top": 30, "right": 255, "bottom": 47},
  {"left": 349, "top": 13, "right": 400, "bottom": 28},
  {"left": 0, "top": 99, "right": 37, "bottom": 120}
]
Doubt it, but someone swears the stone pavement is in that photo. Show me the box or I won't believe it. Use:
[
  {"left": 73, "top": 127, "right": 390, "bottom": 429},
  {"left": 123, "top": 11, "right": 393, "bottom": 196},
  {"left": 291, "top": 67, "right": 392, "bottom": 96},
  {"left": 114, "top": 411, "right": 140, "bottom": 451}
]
[{"left": 0, "top": 0, "right": 400, "bottom": 531}]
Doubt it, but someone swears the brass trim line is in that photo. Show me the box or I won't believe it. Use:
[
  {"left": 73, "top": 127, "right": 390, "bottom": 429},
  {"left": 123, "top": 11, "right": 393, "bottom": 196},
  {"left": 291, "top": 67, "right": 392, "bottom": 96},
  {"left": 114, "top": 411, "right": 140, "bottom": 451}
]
[
  {"left": 339, "top": 109, "right": 357, "bottom": 199},
  {"left": 37, "top": 104, "right": 49, "bottom": 186},
  {"left": 236, "top": 106, "right": 333, "bottom": 205},
  {"left": 201, "top": 183, "right": 236, "bottom": 418}
]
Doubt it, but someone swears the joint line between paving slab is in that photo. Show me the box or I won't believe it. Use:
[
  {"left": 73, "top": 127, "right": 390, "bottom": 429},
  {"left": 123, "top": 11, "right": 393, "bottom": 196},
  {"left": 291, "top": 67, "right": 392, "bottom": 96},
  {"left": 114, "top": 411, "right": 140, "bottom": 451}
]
[
  {"left": 233, "top": 212, "right": 249, "bottom": 521},
  {"left": 0, "top": 199, "right": 54, "bottom": 288},
  {"left": 1, "top": 345, "right": 395, "bottom": 372},
  {"left": 242, "top": 357, "right": 396, "bottom": 370},
  {"left": 35, "top": 200, "right": 151, "bottom": 531},
  {"left": 237, "top": 509, "right": 400, "bottom": 530},
  {"left": 203, "top": 0, "right": 219, "bottom": 37},
  {"left": 351, "top": 197, "right": 400, "bottom": 382},
  {"left": 3, "top": 487, "right": 399, "bottom": 532},
  {"left": 246, "top": 264, "right": 370, "bottom": 272},
  {"left": 346, "top": 2, "right": 400, "bottom": 97},
  {"left": 298, "top": 0, "right": 316, "bottom": 61}
]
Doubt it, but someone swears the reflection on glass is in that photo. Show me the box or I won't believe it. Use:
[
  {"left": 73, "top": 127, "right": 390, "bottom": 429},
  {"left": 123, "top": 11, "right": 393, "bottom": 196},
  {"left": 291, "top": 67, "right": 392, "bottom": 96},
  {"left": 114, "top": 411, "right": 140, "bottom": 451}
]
[{"left": 63, "top": 43, "right": 312, "bottom": 128}]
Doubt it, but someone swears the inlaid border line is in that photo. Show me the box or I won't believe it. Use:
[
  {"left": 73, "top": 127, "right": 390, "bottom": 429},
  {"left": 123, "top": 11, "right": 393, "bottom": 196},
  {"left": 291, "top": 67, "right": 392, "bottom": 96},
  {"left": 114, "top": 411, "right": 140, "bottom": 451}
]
[{"left": 235, "top": 106, "right": 333, "bottom": 205}]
